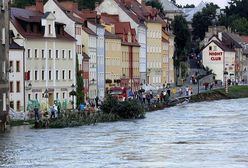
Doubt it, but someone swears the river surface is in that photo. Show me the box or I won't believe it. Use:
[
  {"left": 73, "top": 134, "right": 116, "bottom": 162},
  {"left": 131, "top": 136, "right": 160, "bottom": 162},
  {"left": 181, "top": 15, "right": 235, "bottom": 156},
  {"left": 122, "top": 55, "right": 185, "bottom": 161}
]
[{"left": 1, "top": 98, "right": 248, "bottom": 168}]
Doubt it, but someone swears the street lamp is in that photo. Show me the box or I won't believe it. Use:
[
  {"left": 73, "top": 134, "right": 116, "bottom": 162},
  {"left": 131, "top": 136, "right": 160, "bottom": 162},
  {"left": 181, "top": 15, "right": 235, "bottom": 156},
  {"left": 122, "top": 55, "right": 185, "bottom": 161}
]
[
  {"left": 70, "top": 84, "right": 76, "bottom": 109},
  {"left": 44, "top": 89, "right": 49, "bottom": 111},
  {"left": 224, "top": 70, "right": 229, "bottom": 93}
]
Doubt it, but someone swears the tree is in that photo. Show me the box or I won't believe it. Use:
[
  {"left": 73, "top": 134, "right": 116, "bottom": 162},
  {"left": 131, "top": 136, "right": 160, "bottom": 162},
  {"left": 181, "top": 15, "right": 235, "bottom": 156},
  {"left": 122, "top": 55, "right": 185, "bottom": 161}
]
[
  {"left": 192, "top": 3, "right": 219, "bottom": 41},
  {"left": 76, "top": 55, "right": 84, "bottom": 107},
  {"left": 172, "top": 15, "right": 191, "bottom": 84},
  {"left": 75, "top": 0, "right": 103, "bottom": 10},
  {"left": 230, "top": 17, "right": 248, "bottom": 35},
  {"left": 145, "top": 0, "right": 164, "bottom": 17},
  {"left": 183, "top": 4, "right": 195, "bottom": 8}
]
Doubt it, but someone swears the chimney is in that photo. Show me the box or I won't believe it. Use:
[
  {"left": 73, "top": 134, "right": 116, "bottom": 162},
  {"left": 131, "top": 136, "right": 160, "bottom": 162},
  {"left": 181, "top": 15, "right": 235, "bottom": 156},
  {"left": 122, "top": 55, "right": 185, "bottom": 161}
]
[
  {"left": 218, "top": 32, "right": 222, "bottom": 41},
  {"left": 36, "top": 0, "right": 43, "bottom": 13}
]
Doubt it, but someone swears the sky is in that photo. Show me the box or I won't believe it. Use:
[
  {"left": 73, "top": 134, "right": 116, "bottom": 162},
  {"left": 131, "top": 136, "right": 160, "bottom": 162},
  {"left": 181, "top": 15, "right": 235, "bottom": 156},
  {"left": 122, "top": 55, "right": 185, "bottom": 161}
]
[{"left": 176, "top": 0, "right": 231, "bottom": 9}]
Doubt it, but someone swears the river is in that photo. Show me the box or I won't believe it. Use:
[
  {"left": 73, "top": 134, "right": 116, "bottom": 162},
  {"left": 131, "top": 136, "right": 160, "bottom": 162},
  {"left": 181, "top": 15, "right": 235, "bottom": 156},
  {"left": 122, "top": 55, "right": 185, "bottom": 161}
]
[{"left": 0, "top": 98, "right": 248, "bottom": 168}]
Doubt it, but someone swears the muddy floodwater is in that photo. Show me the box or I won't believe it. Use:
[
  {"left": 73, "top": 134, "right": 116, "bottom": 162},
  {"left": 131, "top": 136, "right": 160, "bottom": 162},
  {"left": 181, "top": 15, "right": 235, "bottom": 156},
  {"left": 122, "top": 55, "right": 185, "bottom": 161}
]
[{"left": 1, "top": 98, "right": 248, "bottom": 168}]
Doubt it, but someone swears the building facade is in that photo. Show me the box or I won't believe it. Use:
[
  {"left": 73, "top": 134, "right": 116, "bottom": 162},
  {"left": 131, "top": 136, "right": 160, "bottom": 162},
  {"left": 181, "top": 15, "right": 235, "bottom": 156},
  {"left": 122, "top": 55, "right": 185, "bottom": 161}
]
[
  {"left": 10, "top": 7, "right": 76, "bottom": 110},
  {"left": 202, "top": 39, "right": 235, "bottom": 82},
  {"left": 82, "top": 26, "right": 97, "bottom": 99},
  {"left": 96, "top": 0, "right": 147, "bottom": 84},
  {"left": 9, "top": 40, "right": 24, "bottom": 112},
  {"left": 0, "top": 0, "right": 9, "bottom": 131}
]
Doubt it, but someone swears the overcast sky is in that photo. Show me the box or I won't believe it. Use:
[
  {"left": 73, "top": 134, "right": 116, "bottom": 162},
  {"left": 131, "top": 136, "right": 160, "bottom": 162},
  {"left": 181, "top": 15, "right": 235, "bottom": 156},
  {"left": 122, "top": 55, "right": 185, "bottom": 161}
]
[{"left": 176, "top": 0, "right": 231, "bottom": 9}]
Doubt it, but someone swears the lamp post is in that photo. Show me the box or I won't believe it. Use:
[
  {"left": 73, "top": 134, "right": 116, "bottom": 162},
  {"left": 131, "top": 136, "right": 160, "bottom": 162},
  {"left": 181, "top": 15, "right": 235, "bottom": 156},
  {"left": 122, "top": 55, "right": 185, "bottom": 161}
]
[
  {"left": 44, "top": 89, "right": 49, "bottom": 111},
  {"left": 224, "top": 70, "right": 229, "bottom": 93},
  {"left": 70, "top": 84, "right": 76, "bottom": 109}
]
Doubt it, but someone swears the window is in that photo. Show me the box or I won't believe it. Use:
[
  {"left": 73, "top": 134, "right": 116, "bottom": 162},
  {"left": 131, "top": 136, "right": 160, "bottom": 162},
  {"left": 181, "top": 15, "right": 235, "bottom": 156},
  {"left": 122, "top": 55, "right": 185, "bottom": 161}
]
[
  {"left": 63, "top": 92, "right": 65, "bottom": 99},
  {"left": 48, "top": 50, "right": 52, "bottom": 59},
  {"left": 10, "top": 81, "right": 13, "bottom": 92},
  {"left": 28, "top": 94, "right": 31, "bottom": 100},
  {"left": 68, "top": 50, "right": 71, "bottom": 59},
  {"left": 68, "top": 70, "right": 71, "bottom": 80},
  {"left": 209, "top": 46, "right": 212, "bottom": 51},
  {"left": 56, "top": 70, "right": 59, "bottom": 80},
  {"left": 34, "top": 49, "right": 38, "bottom": 58},
  {"left": 10, "top": 101, "right": 14, "bottom": 109},
  {"left": 41, "top": 70, "right": 45, "bottom": 80},
  {"left": 214, "top": 46, "right": 217, "bottom": 51},
  {"left": 62, "top": 50, "right": 65, "bottom": 59},
  {"left": 16, "top": 101, "right": 21, "bottom": 111},
  {"left": 56, "top": 50, "right": 59, "bottom": 59},
  {"left": 16, "top": 81, "right": 20, "bottom": 93},
  {"left": 2, "top": 28, "right": 5, "bottom": 44},
  {"left": 49, "top": 70, "right": 52, "bottom": 80},
  {"left": 27, "top": 49, "right": 31, "bottom": 58},
  {"left": 16, "top": 61, "right": 20, "bottom": 72},
  {"left": 34, "top": 70, "right": 38, "bottom": 80},
  {"left": 9, "top": 61, "right": 13, "bottom": 72},
  {"left": 41, "top": 49, "right": 45, "bottom": 58},
  {"left": 56, "top": 93, "right": 59, "bottom": 100},
  {"left": 62, "top": 70, "right": 65, "bottom": 80},
  {"left": 35, "top": 93, "right": 38, "bottom": 100}
]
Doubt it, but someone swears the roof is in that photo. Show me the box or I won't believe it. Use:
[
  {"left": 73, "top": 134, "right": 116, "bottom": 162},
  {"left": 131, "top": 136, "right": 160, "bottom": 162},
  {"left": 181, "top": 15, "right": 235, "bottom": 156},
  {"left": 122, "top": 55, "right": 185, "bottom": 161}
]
[
  {"left": 9, "top": 41, "right": 24, "bottom": 50},
  {"left": 159, "top": 0, "right": 183, "bottom": 13},
  {"left": 82, "top": 52, "right": 90, "bottom": 60},
  {"left": 10, "top": 7, "right": 76, "bottom": 41},
  {"left": 241, "top": 36, "right": 248, "bottom": 44},
  {"left": 53, "top": 0, "right": 84, "bottom": 24},
  {"left": 201, "top": 40, "right": 235, "bottom": 52},
  {"left": 101, "top": 13, "right": 119, "bottom": 25},
  {"left": 182, "top": 1, "right": 206, "bottom": 22},
  {"left": 222, "top": 32, "right": 243, "bottom": 48},
  {"left": 82, "top": 26, "right": 96, "bottom": 36},
  {"left": 105, "top": 30, "right": 121, "bottom": 39},
  {"left": 114, "top": 0, "right": 161, "bottom": 24}
]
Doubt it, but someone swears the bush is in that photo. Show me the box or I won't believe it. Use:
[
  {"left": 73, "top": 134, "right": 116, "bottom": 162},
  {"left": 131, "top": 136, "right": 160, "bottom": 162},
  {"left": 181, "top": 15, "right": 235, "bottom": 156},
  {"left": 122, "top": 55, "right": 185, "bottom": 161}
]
[{"left": 100, "top": 95, "right": 145, "bottom": 119}]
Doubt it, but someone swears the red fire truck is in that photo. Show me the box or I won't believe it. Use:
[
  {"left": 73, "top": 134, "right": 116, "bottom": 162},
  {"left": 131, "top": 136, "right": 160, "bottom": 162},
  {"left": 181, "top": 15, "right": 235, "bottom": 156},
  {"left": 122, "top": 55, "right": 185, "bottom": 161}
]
[{"left": 109, "top": 87, "right": 134, "bottom": 101}]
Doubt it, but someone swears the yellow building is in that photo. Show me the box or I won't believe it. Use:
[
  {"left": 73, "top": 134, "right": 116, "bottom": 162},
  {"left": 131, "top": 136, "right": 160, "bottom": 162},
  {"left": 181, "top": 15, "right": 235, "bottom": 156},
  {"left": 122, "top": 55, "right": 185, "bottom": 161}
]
[
  {"left": 146, "top": 22, "right": 163, "bottom": 86},
  {"left": 104, "top": 31, "right": 122, "bottom": 89}
]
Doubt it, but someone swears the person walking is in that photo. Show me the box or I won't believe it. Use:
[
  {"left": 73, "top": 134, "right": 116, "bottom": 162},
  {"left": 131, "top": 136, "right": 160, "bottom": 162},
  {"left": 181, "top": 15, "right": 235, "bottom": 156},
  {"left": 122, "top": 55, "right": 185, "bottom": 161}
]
[
  {"left": 95, "top": 96, "right": 99, "bottom": 108},
  {"left": 50, "top": 106, "right": 55, "bottom": 119},
  {"left": 34, "top": 107, "right": 39, "bottom": 121}
]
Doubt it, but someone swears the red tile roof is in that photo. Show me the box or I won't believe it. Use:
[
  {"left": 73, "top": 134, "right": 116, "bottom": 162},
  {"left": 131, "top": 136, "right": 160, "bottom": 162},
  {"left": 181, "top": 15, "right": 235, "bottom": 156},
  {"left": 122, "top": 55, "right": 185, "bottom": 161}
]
[
  {"left": 241, "top": 36, "right": 248, "bottom": 44},
  {"left": 101, "top": 13, "right": 119, "bottom": 25},
  {"left": 114, "top": 21, "right": 139, "bottom": 45},
  {"left": 82, "top": 26, "right": 96, "bottom": 36},
  {"left": 10, "top": 7, "right": 76, "bottom": 41}
]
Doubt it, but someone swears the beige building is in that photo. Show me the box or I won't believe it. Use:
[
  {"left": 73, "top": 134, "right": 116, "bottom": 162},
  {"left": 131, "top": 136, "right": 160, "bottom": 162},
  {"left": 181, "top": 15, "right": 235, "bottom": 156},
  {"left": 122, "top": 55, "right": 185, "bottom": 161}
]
[
  {"left": 104, "top": 31, "right": 122, "bottom": 89},
  {"left": 10, "top": 7, "right": 76, "bottom": 110}
]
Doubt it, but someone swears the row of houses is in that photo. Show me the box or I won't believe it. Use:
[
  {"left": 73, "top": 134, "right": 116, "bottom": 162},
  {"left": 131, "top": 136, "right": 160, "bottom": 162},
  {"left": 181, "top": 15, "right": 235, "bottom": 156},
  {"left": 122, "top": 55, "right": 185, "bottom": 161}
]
[{"left": 6, "top": 0, "right": 175, "bottom": 112}]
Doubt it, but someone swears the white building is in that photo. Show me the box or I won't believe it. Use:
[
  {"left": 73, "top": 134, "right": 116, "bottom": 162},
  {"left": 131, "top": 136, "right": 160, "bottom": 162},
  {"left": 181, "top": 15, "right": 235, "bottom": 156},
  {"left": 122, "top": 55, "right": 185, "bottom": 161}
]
[
  {"left": 9, "top": 40, "right": 24, "bottom": 111},
  {"left": 87, "top": 20, "right": 105, "bottom": 99},
  {"left": 82, "top": 26, "right": 97, "bottom": 99},
  {"left": 10, "top": 7, "right": 76, "bottom": 110},
  {"left": 202, "top": 36, "right": 236, "bottom": 82},
  {"left": 96, "top": 0, "right": 147, "bottom": 84}
]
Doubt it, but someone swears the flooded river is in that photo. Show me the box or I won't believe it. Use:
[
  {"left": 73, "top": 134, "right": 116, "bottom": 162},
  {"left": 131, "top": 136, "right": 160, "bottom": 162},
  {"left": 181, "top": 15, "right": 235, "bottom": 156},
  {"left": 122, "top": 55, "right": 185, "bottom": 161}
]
[{"left": 1, "top": 98, "right": 248, "bottom": 168}]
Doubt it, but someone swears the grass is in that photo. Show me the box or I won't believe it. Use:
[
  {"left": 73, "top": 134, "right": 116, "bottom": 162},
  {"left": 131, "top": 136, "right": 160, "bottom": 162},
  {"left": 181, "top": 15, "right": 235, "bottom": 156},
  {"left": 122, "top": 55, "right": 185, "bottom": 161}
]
[
  {"left": 214, "top": 85, "right": 248, "bottom": 98},
  {"left": 10, "top": 120, "right": 35, "bottom": 127}
]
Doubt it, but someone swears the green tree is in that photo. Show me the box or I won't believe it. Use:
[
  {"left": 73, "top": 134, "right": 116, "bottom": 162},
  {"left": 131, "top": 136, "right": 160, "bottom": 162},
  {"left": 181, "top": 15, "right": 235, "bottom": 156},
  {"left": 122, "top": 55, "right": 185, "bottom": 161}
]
[
  {"left": 75, "top": 0, "right": 103, "bottom": 10},
  {"left": 183, "top": 4, "right": 195, "bottom": 8},
  {"left": 230, "top": 17, "right": 248, "bottom": 35},
  {"left": 172, "top": 15, "right": 191, "bottom": 84},
  {"left": 76, "top": 55, "right": 84, "bottom": 107},
  {"left": 192, "top": 3, "right": 219, "bottom": 40}
]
